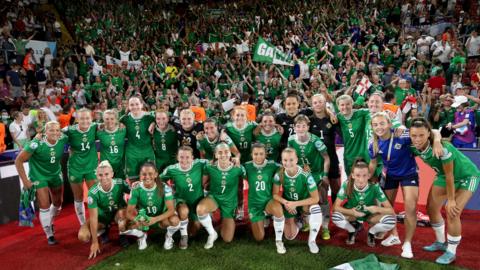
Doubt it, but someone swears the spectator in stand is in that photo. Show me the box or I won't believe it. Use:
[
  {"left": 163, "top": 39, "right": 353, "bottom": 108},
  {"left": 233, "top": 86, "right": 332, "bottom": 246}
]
[
  {"left": 9, "top": 111, "right": 29, "bottom": 150},
  {"left": 446, "top": 96, "right": 477, "bottom": 148},
  {"left": 465, "top": 29, "right": 480, "bottom": 59},
  {"left": 427, "top": 69, "right": 447, "bottom": 95},
  {"left": 6, "top": 62, "right": 23, "bottom": 100},
  {"left": 0, "top": 121, "right": 5, "bottom": 154}
]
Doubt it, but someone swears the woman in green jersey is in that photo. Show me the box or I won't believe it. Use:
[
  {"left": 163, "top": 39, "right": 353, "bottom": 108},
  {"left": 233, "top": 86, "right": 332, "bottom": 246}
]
[
  {"left": 332, "top": 159, "right": 396, "bottom": 247},
  {"left": 126, "top": 162, "right": 180, "bottom": 250},
  {"left": 197, "top": 118, "right": 239, "bottom": 162},
  {"left": 97, "top": 109, "right": 126, "bottom": 179},
  {"left": 225, "top": 106, "right": 257, "bottom": 164},
  {"left": 160, "top": 146, "right": 207, "bottom": 249},
  {"left": 244, "top": 143, "right": 286, "bottom": 254},
  {"left": 254, "top": 111, "right": 282, "bottom": 162},
  {"left": 410, "top": 117, "right": 480, "bottom": 265},
  {"left": 273, "top": 148, "right": 323, "bottom": 254},
  {"left": 78, "top": 161, "right": 130, "bottom": 259},
  {"left": 16, "top": 121, "right": 68, "bottom": 245},
  {"left": 196, "top": 143, "right": 245, "bottom": 249},
  {"left": 153, "top": 109, "right": 178, "bottom": 172},
  {"left": 63, "top": 108, "right": 98, "bottom": 227},
  {"left": 120, "top": 96, "right": 155, "bottom": 180}
]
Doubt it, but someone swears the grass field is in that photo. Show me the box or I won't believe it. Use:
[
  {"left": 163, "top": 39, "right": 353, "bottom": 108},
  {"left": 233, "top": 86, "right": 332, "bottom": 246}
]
[{"left": 90, "top": 229, "right": 464, "bottom": 270}]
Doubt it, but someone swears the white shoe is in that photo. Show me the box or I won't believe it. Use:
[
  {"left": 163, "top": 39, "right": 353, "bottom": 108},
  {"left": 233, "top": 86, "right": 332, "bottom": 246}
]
[
  {"left": 204, "top": 231, "right": 218, "bottom": 249},
  {"left": 308, "top": 241, "right": 319, "bottom": 254},
  {"left": 381, "top": 235, "right": 401, "bottom": 247},
  {"left": 401, "top": 243, "right": 414, "bottom": 259},
  {"left": 138, "top": 233, "right": 148, "bottom": 250},
  {"left": 276, "top": 241, "right": 286, "bottom": 254},
  {"left": 163, "top": 235, "right": 174, "bottom": 250}
]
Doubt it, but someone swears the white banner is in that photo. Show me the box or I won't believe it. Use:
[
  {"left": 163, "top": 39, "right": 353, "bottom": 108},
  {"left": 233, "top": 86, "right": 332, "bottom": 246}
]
[{"left": 26, "top": 40, "right": 57, "bottom": 63}]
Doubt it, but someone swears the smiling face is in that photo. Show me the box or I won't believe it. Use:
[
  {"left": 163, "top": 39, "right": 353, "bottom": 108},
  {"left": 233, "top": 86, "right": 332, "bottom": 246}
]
[
  {"left": 45, "top": 122, "right": 61, "bottom": 143},
  {"left": 281, "top": 150, "right": 298, "bottom": 170},
  {"left": 177, "top": 149, "right": 194, "bottom": 169},
  {"left": 140, "top": 165, "right": 158, "bottom": 189},
  {"left": 311, "top": 95, "right": 326, "bottom": 113},
  {"left": 284, "top": 96, "right": 299, "bottom": 116},
  {"left": 96, "top": 166, "right": 113, "bottom": 189},
  {"left": 410, "top": 126, "right": 430, "bottom": 150},
  {"left": 103, "top": 112, "right": 117, "bottom": 130},
  {"left": 233, "top": 108, "right": 247, "bottom": 127},
  {"left": 368, "top": 94, "right": 384, "bottom": 113},
  {"left": 155, "top": 111, "right": 169, "bottom": 129},
  {"left": 180, "top": 110, "right": 194, "bottom": 129},
  {"left": 128, "top": 97, "right": 143, "bottom": 115},
  {"left": 251, "top": 146, "right": 266, "bottom": 166},
  {"left": 260, "top": 115, "right": 275, "bottom": 132},
  {"left": 352, "top": 167, "right": 370, "bottom": 189},
  {"left": 294, "top": 121, "right": 309, "bottom": 136},
  {"left": 215, "top": 144, "right": 231, "bottom": 162},
  {"left": 338, "top": 99, "right": 352, "bottom": 116},
  {"left": 77, "top": 110, "right": 92, "bottom": 130},
  {"left": 371, "top": 115, "right": 391, "bottom": 138},
  {"left": 203, "top": 121, "right": 218, "bottom": 139}
]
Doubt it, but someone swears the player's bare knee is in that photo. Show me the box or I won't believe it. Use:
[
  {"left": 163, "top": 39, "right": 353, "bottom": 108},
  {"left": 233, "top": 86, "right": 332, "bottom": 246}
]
[
  {"left": 178, "top": 206, "right": 189, "bottom": 220},
  {"left": 196, "top": 204, "right": 207, "bottom": 216},
  {"left": 169, "top": 215, "right": 180, "bottom": 226}
]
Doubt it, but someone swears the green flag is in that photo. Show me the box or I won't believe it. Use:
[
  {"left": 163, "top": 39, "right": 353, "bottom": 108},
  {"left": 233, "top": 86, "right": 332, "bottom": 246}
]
[
  {"left": 253, "top": 37, "right": 293, "bottom": 66},
  {"left": 331, "top": 254, "right": 399, "bottom": 270}
]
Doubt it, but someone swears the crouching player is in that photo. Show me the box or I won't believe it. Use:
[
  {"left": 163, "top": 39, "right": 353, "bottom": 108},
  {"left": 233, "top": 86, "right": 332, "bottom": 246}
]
[
  {"left": 332, "top": 159, "right": 396, "bottom": 247},
  {"left": 125, "top": 162, "right": 180, "bottom": 250},
  {"left": 244, "top": 143, "right": 286, "bottom": 254},
  {"left": 160, "top": 146, "right": 207, "bottom": 249},
  {"left": 78, "top": 161, "right": 130, "bottom": 259},
  {"left": 273, "top": 148, "right": 323, "bottom": 254}
]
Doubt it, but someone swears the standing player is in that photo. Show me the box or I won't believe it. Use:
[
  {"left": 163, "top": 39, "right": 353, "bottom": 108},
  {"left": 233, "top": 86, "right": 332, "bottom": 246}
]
[
  {"left": 153, "top": 109, "right": 178, "bottom": 172},
  {"left": 336, "top": 95, "right": 371, "bottom": 175},
  {"left": 332, "top": 159, "right": 396, "bottom": 247},
  {"left": 309, "top": 94, "right": 341, "bottom": 240},
  {"left": 276, "top": 93, "right": 303, "bottom": 149},
  {"left": 126, "top": 162, "right": 180, "bottom": 250},
  {"left": 174, "top": 109, "right": 203, "bottom": 158},
  {"left": 196, "top": 143, "right": 245, "bottom": 249},
  {"left": 273, "top": 148, "right": 323, "bottom": 254},
  {"left": 97, "top": 110, "right": 126, "bottom": 179},
  {"left": 15, "top": 121, "right": 68, "bottom": 245},
  {"left": 225, "top": 106, "right": 257, "bottom": 164},
  {"left": 120, "top": 96, "right": 155, "bottom": 180},
  {"left": 244, "top": 143, "right": 286, "bottom": 254},
  {"left": 410, "top": 117, "right": 480, "bottom": 264},
  {"left": 63, "top": 108, "right": 98, "bottom": 226},
  {"left": 255, "top": 111, "right": 282, "bottom": 162},
  {"left": 78, "top": 161, "right": 130, "bottom": 259},
  {"left": 160, "top": 146, "right": 207, "bottom": 249},
  {"left": 197, "top": 118, "right": 239, "bottom": 161}
]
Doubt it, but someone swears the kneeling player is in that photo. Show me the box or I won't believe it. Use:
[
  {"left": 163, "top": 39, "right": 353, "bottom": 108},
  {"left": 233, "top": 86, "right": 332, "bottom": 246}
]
[
  {"left": 78, "top": 161, "right": 130, "bottom": 259},
  {"left": 126, "top": 162, "right": 180, "bottom": 250},
  {"left": 160, "top": 146, "right": 207, "bottom": 249},
  {"left": 332, "top": 159, "right": 396, "bottom": 247},
  {"left": 273, "top": 148, "right": 323, "bottom": 254},
  {"left": 196, "top": 143, "right": 245, "bottom": 249},
  {"left": 244, "top": 143, "right": 285, "bottom": 254}
]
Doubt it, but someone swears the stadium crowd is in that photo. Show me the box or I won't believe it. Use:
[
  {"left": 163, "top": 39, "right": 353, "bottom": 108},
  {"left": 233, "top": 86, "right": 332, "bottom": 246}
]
[{"left": 1, "top": 0, "right": 480, "bottom": 266}]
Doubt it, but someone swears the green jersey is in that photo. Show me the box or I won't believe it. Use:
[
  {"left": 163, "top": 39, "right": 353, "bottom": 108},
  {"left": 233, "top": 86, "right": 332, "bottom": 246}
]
[
  {"left": 87, "top": 178, "right": 130, "bottom": 214},
  {"left": 287, "top": 133, "right": 328, "bottom": 181},
  {"left": 153, "top": 125, "right": 178, "bottom": 169},
  {"left": 64, "top": 124, "right": 98, "bottom": 171},
  {"left": 128, "top": 182, "right": 173, "bottom": 217},
  {"left": 273, "top": 166, "right": 317, "bottom": 201},
  {"left": 337, "top": 181, "right": 387, "bottom": 217},
  {"left": 24, "top": 135, "right": 68, "bottom": 180},
  {"left": 411, "top": 142, "right": 480, "bottom": 181},
  {"left": 96, "top": 127, "right": 126, "bottom": 171},
  {"left": 120, "top": 112, "right": 155, "bottom": 155},
  {"left": 338, "top": 109, "right": 371, "bottom": 173},
  {"left": 204, "top": 163, "right": 245, "bottom": 205},
  {"left": 197, "top": 134, "right": 235, "bottom": 160},
  {"left": 160, "top": 159, "right": 207, "bottom": 205},
  {"left": 225, "top": 121, "right": 257, "bottom": 163},
  {"left": 244, "top": 160, "right": 280, "bottom": 207},
  {"left": 255, "top": 129, "right": 282, "bottom": 161}
]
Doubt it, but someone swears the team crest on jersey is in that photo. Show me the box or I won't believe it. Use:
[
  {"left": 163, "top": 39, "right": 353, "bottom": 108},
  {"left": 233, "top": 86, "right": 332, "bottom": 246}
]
[
  {"left": 326, "top": 123, "right": 332, "bottom": 129},
  {"left": 87, "top": 196, "right": 93, "bottom": 205},
  {"left": 148, "top": 201, "right": 153, "bottom": 206},
  {"left": 135, "top": 125, "right": 140, "bottom": 131},
  {"left": 30, "top": 141, "right": 38, "bottom": 149},
  {"left": 70, "top": 175, "right": 75, "bottom": 181},
  {"left": 221, "top": 180, "right": 226, "bottom": 185},
  {"left": 257, "top": 175, "right": 263, "bottom": 180},
  {"left": 109, "top": 200, "right": 115, "bottom": 205},
  {"left": 192, "top": 131, "right": 197, "bottom": 136},
  {"left": 289, "top": 187, "right": 295, "bottom": 192},
  {"left": 111, "top": 140, "right": 115, "bottom": 145},
  {"left": 394, "top": 143, "right": 402, "bottom": 149},
  {"left": 50, "top": 151, "right": 55, "bottom": 156},
  {"left": 240, "top": 137, "right": 245, "bottom": 142},
  {"left": 82, "top": 137, "right": 87, "bottom": 142},
  {"left": 186, "top": 178, "right": 192, "bottom": 184},
  {"left": 348, "top": 123, "right": 352, "bottom": 128}
]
